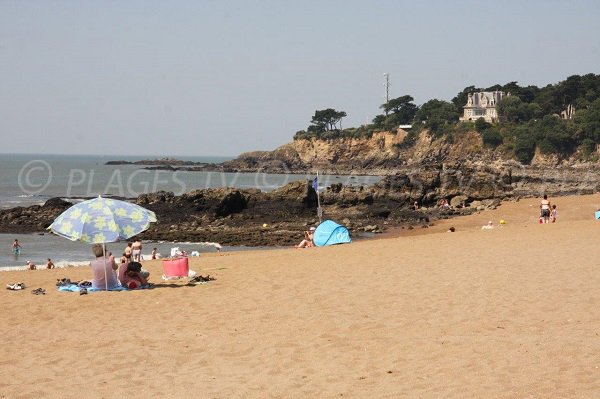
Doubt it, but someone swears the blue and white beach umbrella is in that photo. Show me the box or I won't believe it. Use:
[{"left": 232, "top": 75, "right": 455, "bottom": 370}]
[{"left": 49, "top": 196, "right": 157, "bottom": 243}]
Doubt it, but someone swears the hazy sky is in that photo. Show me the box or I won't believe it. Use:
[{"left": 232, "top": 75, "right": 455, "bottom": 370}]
[{"left": 1, "top": 0, "right": 599, "bottom": 157}]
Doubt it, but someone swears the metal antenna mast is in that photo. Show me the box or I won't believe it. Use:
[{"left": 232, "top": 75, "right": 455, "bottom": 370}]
[{"left": 383, "top": 73, "right": 391, "bottom": 115}]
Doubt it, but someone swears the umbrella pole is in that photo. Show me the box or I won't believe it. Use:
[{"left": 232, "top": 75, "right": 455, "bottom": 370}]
[{"left": 102, "top": 243, "right": 108, "bottom": 291}]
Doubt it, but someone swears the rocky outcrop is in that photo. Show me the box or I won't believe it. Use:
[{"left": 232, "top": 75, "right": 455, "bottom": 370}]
[
  {"left": 3, "top": 159, "right": 599, "bottom": 246},
  {"left": 0, "top": 180, "right": 464, "bottom": 246},
  {"left": 0, "top": 197, "right": 72, "bottom": 233},
  {"left": 5, "top": 128, "right": 600, "bottom": 246}
]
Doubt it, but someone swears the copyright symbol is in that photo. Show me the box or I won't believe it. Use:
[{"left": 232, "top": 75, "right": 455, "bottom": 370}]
[{"left": 18, "top": 160, "right": 53, "bottom": 195}]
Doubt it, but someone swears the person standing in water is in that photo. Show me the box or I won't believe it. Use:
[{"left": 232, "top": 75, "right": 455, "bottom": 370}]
[{"left": 12, "top": 239, "right": 21, "bottom": 255}]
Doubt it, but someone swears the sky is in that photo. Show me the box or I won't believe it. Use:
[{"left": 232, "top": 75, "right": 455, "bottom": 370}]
[{"left": 1, "top": 0, "right": 599, "bottom": 157}]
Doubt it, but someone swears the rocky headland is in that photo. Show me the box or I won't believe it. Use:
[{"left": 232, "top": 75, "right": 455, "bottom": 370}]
[{"left": 3, "top": 129, "right": 600, "bottom": 246}]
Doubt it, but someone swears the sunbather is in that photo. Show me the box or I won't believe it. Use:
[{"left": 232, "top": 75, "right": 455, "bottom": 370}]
[
  {"left": 296, "top": 227, "right": 316, "bottom": 248},
  {"left": 121, "top": 262, "right": 147, "bottom": 289}
]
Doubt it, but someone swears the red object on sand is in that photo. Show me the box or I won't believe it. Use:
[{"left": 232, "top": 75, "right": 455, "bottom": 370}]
[{"left": 162, "top": 257, "right": 189, "bottom": 278}]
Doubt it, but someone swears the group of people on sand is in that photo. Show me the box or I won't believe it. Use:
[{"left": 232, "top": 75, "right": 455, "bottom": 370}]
[
  {"left": 90, "top": 243, "right": 150, "bottom": 290},
  {"left": 26, "top": 258, "right": 55, "bottom": 270}
]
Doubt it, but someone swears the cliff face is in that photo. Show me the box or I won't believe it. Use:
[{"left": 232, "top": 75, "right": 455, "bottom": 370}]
[
  {"left": 224, "top": 129, "right": 502, "bottom": 174},
  {"left": 225, "top": 131, "right": 407, "bottom": 173},
  {"left": 225, "top": 127, "right": 596, "bottom": 175}
]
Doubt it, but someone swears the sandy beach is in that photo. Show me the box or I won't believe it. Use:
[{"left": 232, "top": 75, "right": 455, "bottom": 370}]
[{"left": 1, "top": 194, "right": 600, "bottom": 398}]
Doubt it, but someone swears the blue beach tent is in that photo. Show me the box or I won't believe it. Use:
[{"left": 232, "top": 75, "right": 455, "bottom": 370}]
[{"left": 313, "top": 220, "right": 352, "bottom": 247}]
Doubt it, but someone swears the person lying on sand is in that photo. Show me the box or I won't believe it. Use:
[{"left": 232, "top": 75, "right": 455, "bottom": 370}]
[{"left": 481, "top": 221, "right": 495, "bottom": 230}]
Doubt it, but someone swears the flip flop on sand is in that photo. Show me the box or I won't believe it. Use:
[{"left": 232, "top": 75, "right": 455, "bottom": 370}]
[
  {"left": 31, "top": 288, "right": 46, "bottom": 295},
  {"left": 79, "top": 288, "right": 88, "bottom": 295},
  {"left": 6, "top": 283, "right": 25, "bottom": 290},
  {"left": 188, "top": 275, "right": 216, "bottom": 285}
]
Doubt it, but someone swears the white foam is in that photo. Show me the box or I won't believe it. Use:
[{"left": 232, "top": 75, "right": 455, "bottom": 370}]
[{"left": 0, "top": 260, "right": 90, "bottom": 272}]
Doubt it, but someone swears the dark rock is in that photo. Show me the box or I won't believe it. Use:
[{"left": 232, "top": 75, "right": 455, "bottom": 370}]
[{"left": 43, "top": 197, "right": 72, "bottom": 209}]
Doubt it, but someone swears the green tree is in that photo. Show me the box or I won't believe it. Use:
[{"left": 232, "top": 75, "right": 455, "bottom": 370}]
[
  {"left": 533, "top": 115, "right": 573, "bottom": 154},
  {"left": 496, "top": 96, "right": 539, "bottom": 123},
  {"left": 573, "top": 97, "right": 600, "bottom": 143},
  {"left": 414, "top": 99, "right": 460, "bottom": 136},
  {"left": 482, "top": 127, "right": 503, "bottom": 148},
  {"left": 474, "top": 117, "right": 492, "bottom": 133},
  {"left": 371, "top": 114, "right": 386, "bottom": 129},
  {"left": 451, "top": 85, "right": 479, "bottom": 111},
  {"left": 380, "top": 95, "right": 418, "bottom": 124},
  {"left": 309, "top": 109, "right": 347, "bottom": 133},
  {"left": 513, "top": 125, "right": 536, "bottom": 164}
]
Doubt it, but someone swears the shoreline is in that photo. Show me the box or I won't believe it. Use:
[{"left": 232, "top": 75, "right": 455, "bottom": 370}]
[{"left": 3, "top": 192, "right": 595, "bottom": 270}]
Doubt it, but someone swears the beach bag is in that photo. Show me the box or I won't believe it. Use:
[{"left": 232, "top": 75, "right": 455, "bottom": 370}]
[{"left": 162, "top": 257, "right": 189, "bottom": 278}]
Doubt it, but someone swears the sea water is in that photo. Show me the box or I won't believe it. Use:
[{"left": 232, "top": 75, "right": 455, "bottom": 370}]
[
  {"left": 0, "top": 153, "right": 381, "bottom": 268},
  {"left": 0, "top": 154, "right": 380, "bottom": 209},
  {"left": 0, "top": 233, "right": 261, "bottom": 269}
]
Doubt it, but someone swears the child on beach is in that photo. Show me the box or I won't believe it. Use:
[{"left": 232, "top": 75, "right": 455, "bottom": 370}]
[
  {"left": 550, "top": 204, "right": 558, "bottom": 223},
  {"left": 151, "top": 248, "right": 157, "bottom": 260},
  {"left": 12, "top": 239, "right": 21, "bottom": 255},
  {"left": 26, "top": 260, "right": 36, "bottom": 270}
]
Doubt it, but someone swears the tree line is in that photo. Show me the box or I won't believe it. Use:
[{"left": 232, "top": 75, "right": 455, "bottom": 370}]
[{"left": 293, "top": 73, "right": 600, "bottom": 164}]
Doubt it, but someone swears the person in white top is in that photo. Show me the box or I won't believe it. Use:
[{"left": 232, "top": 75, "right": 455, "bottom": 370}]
[{"left": 540, "top": 194, "right": 552, "bottom": 224}]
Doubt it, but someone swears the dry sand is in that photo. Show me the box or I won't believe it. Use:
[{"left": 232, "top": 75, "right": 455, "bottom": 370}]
[{"left": 1, "top": 195, "right": 600, "bottom": 398}]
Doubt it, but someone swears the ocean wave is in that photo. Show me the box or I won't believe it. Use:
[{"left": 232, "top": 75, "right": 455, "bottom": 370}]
[
  {"left": 16, "top": 194, "right": 48, "bottom": 198},
  {"left": 0, "top": 260, "right": 90, "bottom": 271}
]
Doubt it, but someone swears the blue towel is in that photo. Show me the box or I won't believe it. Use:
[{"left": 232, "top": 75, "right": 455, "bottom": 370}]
[{"left": 57, "top": 284, "right": 149, "bottom": 292}]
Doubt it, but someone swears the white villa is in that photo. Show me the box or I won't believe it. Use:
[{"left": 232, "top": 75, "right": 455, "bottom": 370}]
[{"left": 459, "top": 91, "right": 507, "bottom": 123}]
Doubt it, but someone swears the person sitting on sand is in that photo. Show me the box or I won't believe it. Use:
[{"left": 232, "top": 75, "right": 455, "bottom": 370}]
[
  {"left": 296, "top": 227, "right": 315, "bottom": 248},
  {"left": 26, "top": 260, "right": 36, "bottom": 270},
  {"left": 120, "top": 261, "right": 148, "bottom": 289},
  {"left": 90, "top": 244, "right": 119, "bottom": 290},
  {"left": 46, "top": 258, "right": 55, "bottom": 269}
]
